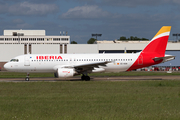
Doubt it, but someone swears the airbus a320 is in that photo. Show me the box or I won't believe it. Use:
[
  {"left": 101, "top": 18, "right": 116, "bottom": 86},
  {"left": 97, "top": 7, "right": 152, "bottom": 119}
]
[{"left": 4, "top": 26, "right": 175, "bottom": 81}]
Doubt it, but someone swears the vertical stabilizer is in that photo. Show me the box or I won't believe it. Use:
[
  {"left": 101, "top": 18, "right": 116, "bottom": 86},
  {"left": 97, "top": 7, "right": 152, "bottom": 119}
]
[
  {"left": 127, "top": 26, "right": 171, "bottom": 71},
  {"left": 142, "top": 26, "right": 171, "bottom": 57}
]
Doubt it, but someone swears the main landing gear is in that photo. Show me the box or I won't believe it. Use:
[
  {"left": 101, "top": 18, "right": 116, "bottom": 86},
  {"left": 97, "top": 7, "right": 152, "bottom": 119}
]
[
  {"left": 81, "top": 74, "right": 90, "bottom": 81},
  {"left": 25, "top": 73, "right": 30, "bottom": 81}
]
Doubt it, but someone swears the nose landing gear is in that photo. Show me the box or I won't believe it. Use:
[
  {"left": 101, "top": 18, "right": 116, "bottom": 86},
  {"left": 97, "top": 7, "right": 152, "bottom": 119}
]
[{"left": 25, "top": 73, "right": 30, "bottom": 81}]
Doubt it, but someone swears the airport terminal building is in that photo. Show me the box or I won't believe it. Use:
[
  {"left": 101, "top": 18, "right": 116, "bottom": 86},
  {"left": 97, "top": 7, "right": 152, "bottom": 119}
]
[{"left": 0, "top": 29, "right": 179, "bottom": 70}]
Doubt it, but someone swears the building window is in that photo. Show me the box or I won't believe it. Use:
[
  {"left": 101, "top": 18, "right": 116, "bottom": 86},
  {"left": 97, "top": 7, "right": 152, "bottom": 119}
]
[
  {"left": 61, "top": 38, "right": 69, "bottom": 41},
  {"left": 37, "top": 38, "right": 44, "bottom": 41},
  {"left": 13, "top": 32, "right": 17, "bottom": 36},
  {"left": 53, "top": 38, "right": 61, "bottom": 41},
  {"left": 13, "top": 38, "right": 20, "bottom": 41},
  {"left": 21, "top": 38, "right": 28, "bottom": 41},
  {"left": 5, "top": 38, "right": 12, "bottom": 41},
  {"left": 29, "top": 38, "right": 36, "bottom": 41}
]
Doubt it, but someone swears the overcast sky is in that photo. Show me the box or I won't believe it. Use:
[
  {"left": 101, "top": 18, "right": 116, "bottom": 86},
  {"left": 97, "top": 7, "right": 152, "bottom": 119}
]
[{"left": 0, "top": 0, "right": 180, "bottom": 43}]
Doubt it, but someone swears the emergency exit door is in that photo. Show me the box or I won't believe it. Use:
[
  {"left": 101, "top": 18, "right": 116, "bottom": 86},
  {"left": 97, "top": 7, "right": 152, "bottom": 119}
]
[{"left": 24, "top": 56, "right": 30, "bottom": 66}]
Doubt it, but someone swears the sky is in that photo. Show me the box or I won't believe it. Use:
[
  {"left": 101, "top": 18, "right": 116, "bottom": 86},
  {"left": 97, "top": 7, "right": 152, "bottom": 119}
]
[{"left": 0, "top": 0, "right": 180, "bottom": 43}]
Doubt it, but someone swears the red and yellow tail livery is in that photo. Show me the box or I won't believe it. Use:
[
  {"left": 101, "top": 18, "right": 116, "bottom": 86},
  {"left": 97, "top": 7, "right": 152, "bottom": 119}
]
[{"left": 128, "top": 26, "right": 173, "bottom": 71}]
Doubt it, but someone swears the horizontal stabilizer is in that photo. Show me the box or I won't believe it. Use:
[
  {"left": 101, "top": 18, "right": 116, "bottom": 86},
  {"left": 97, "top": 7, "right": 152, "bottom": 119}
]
[{"left": 153, "top": 55, "right": 175, "bottom": 63}]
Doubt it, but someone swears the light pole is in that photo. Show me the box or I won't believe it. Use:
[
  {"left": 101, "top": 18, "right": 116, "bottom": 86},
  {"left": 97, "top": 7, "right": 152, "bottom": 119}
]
[{"left": 92, "top": 34, "right": 102, "bottom": 40}]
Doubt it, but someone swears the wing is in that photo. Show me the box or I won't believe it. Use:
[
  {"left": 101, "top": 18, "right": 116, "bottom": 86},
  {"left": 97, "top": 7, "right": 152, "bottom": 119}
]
[
  {"left": 74, "top": 61, "right": 111, "bottom": 74},
  {"left": 62, "top": 61, "right": 111, "bottom": 74},
  {"left": 153, "top": 54, "right": 175, "bottom": 63}
]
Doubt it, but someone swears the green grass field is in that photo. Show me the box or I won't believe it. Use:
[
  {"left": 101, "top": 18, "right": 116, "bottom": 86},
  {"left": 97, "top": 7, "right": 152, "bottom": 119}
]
[{"left": 0, "top": 80, "right": 180, "bottom": 120}]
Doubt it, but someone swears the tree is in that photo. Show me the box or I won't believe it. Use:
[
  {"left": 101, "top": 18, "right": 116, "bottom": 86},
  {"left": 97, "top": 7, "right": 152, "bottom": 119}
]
[
  {"left": 134, "top": 36, "right": 141, "bottom": 40},
  {"left": 118, "top": 36, "right": 149, "bottom": 41},
  {"left": 71, "top": 41, "right": 77, "bottom": 44},
  {"left": 130, "top": 36, "right": 134, "bottom": 40},
  {"left": 119, "top": 36, "right": 127, "bottom": 41},
  {"left": 87, "top": 38, "right": 96, "bottom": 44}
]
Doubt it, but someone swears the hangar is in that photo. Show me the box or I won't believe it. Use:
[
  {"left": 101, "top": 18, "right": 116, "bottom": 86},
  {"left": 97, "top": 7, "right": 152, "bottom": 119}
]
[{"left": 0, "top": 30, "right": 179, "bottom": 70}]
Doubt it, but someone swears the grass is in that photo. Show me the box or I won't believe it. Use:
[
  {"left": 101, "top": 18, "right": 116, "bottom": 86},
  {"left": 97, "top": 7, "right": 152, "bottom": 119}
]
[
  {"left": 90, "top": 71, "right": 180, "bottom": 77},
  {"left": 0, "top": 71, "right": 180, "bottom": 78},
  {"left": 0, "top": 81, "right": 180, "bottom": 119}
]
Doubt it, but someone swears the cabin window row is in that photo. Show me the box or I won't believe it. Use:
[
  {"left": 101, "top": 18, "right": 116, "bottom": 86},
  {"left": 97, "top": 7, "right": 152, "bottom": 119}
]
[
  {"left": 32, "top": 59, "right": 68, "bottom": 62},
  {"left": 31, "top": 59, "right": 133, "bottom": 62},
  {"left": 73, "top": 59, "right": 132, "bottom": 61}
]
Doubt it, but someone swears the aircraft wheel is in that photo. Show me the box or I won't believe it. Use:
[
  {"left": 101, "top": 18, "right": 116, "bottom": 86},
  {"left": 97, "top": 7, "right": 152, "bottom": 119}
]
[
  {"left": 81, "top": 74, "right": 90, "bottom": 81},
  {"left": 25, "top": 77, "right": 29, "bottom": 81},
  {"left": 54, "top": 73, "right": 58, "bottom": 78},
  {"left": 81, "top": 75, "right": 85, "bottom": 80},
  {"left": 85, "top": 76, "right": 90, "bottom": 81}
]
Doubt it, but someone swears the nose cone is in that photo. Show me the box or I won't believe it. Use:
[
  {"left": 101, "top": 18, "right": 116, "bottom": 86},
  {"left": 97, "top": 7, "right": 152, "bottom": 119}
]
[{"left": 4, "top": 63, "right": 10, "bottom": 71}]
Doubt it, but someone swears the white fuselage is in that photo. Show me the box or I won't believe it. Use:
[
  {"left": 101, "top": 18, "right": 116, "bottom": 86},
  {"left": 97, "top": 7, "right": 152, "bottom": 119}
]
[{"left": 4, "top": 53, "right": 139, "bottom": 73}]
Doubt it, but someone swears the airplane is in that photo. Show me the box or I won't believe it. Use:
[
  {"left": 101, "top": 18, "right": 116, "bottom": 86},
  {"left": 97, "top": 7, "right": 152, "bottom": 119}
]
[{"left": 4, "top": 26, "right": 175, "bottom": 81}]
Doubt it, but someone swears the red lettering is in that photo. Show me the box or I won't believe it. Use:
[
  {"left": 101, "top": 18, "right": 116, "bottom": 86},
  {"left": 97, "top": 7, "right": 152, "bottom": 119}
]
[
  {"left": 39, "top": 56, "right": 44, "bottom": 60},
  {"left": 50, "top": 56, "right": 54, "bottom": 59},
  {"left": 36, "top": 56, "right": 63, "bottom": 60},
  {"left": 45, "top": 56, "right": 48, "bottom": 60},
  {"left": 57, "top": 56, "right": 62, "bottom": 59}
]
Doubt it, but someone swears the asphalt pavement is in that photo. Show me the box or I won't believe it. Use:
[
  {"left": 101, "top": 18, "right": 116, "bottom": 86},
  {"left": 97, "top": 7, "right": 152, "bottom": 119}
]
[{"left": 0, "top": 76, "right": 180, "bottom": 82}]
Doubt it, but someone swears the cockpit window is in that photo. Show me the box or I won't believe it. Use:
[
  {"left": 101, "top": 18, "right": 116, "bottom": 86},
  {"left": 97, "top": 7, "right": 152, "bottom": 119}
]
[{"left": 10, "top": 59, "right": 19, "bottom": 62}]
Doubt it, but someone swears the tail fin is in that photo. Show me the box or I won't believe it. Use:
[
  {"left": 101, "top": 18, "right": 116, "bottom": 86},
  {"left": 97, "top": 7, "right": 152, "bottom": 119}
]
[
  {"left": 127, "top": 26, "right": 172, "bottom": 71},
  {"left": 142, "top": 26, "right": 171, "bottom": 57}
]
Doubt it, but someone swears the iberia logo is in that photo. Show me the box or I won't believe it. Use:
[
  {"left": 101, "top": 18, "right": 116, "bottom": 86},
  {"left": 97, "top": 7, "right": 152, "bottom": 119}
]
[
  {"left": 36, "top": 56, "right": 62, "bottom": 60},
  {"left": 62, "top": 71, "right": 70, "bottom": 73}
]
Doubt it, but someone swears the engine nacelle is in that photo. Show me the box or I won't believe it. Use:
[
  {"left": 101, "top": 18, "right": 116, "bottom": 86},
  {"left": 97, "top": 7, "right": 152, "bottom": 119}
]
[
  {"left": 92, "top": 68, "right": 105, "bottom": 73},
  {"left": 57, "top": 68, "right": 75, "bottom": 78}
]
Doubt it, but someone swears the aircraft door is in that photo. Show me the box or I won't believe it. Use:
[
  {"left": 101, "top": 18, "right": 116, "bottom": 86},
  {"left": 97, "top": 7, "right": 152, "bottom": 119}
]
[
  {"left": 138, "top": 54, "right": 143, "bottom": 65},
  {"left": 24, "top": 56, "right": 30, "bottom": 66}
]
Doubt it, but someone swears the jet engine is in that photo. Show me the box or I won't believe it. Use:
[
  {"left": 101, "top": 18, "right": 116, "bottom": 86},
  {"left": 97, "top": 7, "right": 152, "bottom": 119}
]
[{"left": 57, "top": 68, "right": 75, "bottom": 78}]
